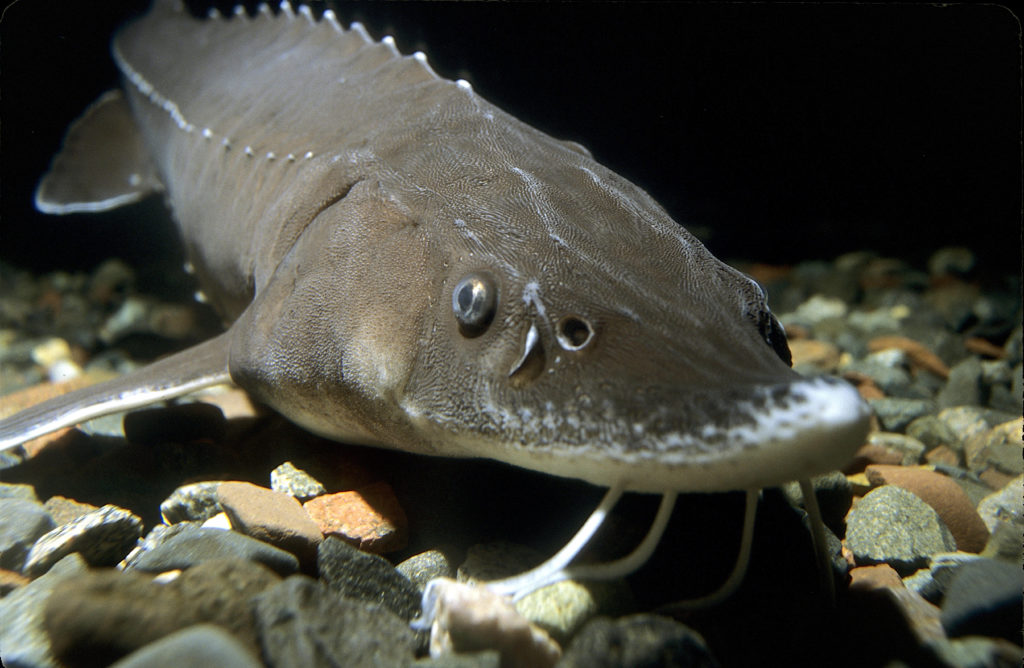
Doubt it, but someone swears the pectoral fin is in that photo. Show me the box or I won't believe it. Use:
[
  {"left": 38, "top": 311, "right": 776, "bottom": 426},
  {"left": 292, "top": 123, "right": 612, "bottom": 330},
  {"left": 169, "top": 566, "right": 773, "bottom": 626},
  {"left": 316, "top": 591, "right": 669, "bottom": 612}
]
[
  {"left": 35, "top": 89, "right": 164, "bottom": 214},
  {"left": 0, "top": 333, "right": 232, "bottom": 453}
]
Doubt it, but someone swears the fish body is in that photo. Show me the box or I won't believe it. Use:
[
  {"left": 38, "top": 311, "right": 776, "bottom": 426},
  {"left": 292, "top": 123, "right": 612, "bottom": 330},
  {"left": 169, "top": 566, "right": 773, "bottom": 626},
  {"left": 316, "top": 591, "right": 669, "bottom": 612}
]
[{"left": 1, "top": 1, "right": 869, "bottom": 493}]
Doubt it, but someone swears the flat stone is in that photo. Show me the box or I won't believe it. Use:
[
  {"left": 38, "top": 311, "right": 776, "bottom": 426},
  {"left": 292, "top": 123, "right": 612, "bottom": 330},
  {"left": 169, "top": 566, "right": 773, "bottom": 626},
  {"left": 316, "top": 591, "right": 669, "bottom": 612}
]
[
  {"left": 24, "top": 504, "right": 143, "bottom": 577},
  {"left": 253, "top": 575, "right": 417, "bottom": 668},
  {"left": 0, "top": 554, "right": 86, "bottom": 668},
  {"left": 846, "top": 485, "right": 956, "bottom": 575},
  {"left": 317, "top": 536, "right": 421, "bottom": 621},
  {"left": 270, "top": 461, "right": 327, "bottom": 501},
  {"left": 217, "top": 481, "right": 322, "bottom": 569},
  {"left": 867, "top": 398, "right": 937, "bottom": 433},
  {"left": 560, "top": 614, "right": 719, "bottom": 668},
  {"left": 397, "top": 549, "right": 454, "bottom": 591},
  {"left": 160, "top": 481, "right": 224, "bottom": 524},
  {"left": 303, "top": 482, "right": 408, "bottom": 554},
  {"left": 863, "top": 465, "right": 989, "bottom": 553},
  {"left": 940, "top": 558, "right": 1023, "bottom": 644},
  {"left": 109, "top": 625, "right": 262, "bottom": 668},
  {"left": 125, "top": 525, "right": 299, "bottom": 576},
  {"left": 0, "top": 498, "right": 55, "bottom": 571}
]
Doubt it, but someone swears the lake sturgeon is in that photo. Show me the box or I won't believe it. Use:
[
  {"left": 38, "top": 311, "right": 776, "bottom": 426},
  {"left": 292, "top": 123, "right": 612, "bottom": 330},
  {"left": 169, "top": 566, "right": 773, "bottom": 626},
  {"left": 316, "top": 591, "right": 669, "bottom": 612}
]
[{"left": 0, "top": 0, "right": 871, "bottom": 609}]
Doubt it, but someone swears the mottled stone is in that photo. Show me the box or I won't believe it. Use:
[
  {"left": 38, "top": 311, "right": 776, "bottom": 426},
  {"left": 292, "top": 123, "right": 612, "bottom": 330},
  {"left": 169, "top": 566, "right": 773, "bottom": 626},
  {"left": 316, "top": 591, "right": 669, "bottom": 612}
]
[
  {"left": 906, "top": 415, "right": 960, "bottom": 453},
  {"left": 24, "top": 504, "right": 143, "bottom": 577},
  {"left": 217, "top": 481, "right": 322, "bottom": 568},
  {"left": 317, "top": 536, "right": 421, "bottom": 621},
  {"left": 560, "top": 614, "right": 719, "bottom": 668},
  {"left": 397, "top": 549, "right": 454, "bottom": 591},
  {"left": 868, "top": 398, "right": 937, "bottom": 433},
  {"left": 109, "top": 625, "right": 262, "bottom": 668},
  {"left": 126, "top": 525, "right": 299, "bottom": 576},
  {"left": 160, "top": 481, "right": 224, "bottom": 524},
  {"left": 303, "top": 482, "right": 407, "bottom": 554},
  {"left": 846, "top": 485, "right": 956, "bottom": 575},
  {"left": 941, "top": 558, "right": 1023, "bottom": 644},
  {"left": 0, "top": 498, "right": 55, "bottom": 571},
  {"left": 0, "top": 482, "right": 38, "bottom": 501},
  {"left": 976, "top": 474, "right": 1023, "bottom": 534},
  {"left": 270, "top": 461, "right": 327, "bottom": 501},
  {"left": 43, "top": 496, "right": 99, "bottom": 527},
  {"left": 253, "top": 575, "right": 417, "bottom": 668},
  {"left": 867, "top": 432, "right": 927, "bottom": 465},
  {"left": 867, "top": 335, "right": 950, "bottom": 379},
  {"left": 902, "top": 552, "right": 986, "bottom": 603},
  {"left": 964, "top": 418, "right": 1023, "bottom": 476},
  {"left": 936, "top": 357, "right": 985, "bottom": 408}
]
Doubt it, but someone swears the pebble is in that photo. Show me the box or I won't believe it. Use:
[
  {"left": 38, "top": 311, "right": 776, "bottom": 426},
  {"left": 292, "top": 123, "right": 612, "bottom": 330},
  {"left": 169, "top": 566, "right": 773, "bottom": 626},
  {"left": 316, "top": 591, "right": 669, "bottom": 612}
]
[
  {"left": 43, "top": 495, "right": 98, "bottom": 526},
  {"left": 845, "top": 485, "right": 956, "bottom": 575},
  {"left": 863, "top": 465, "right": 989, "bottom": 553},
  {"left": 108, "top": 624, "right": 263, "bottom": 668},
  {"left": 125, "top": 524, "right": 299, "bottom": 576},
  {"left": 270, "top": 460, "right": 327, "bottom": 501},
  {"left": 905, "top": 415, "right": 960, "bottom": 453},
  {"left": 936, "top": 357, "right": 985, "bottom": 407},
  {"left": 902, "top": 551, "right": 987, "bottom": 602},
  {"left": 559, "top": 614, "right": 719, "bottom": 668},
  {"left": 303, "top": 481, "right": 408, "bottom": 554},
  {"left": 975, "top": 474, "right": 1023, "bottom": 534},
  {"left": 0, "top": 556, "right": 85, "bottom": 667},
  {"left": 866, "top": 432, "right": 926, "bottom": 465},
  {"left": 23, "top": 504, "right": 143, "bottom": 577},
  {"left": 0, "top": 498, "right": 55, "bottom": 571},
  {"left": 398, "top": 549, "right": 455, "bottom": 591},
  {"left": 847, "top": 564, "right": 948, "bottom": 651},
  {"left": 317, "top": 535, "right": 422, "bottom": 621},
  {"left": 787, "top": 338, "right": 841, "bottom": 373},
  {"left": 867, "top": 335, "right": 950, "bottom": 378},
  {"left": 0, "top": 481, "right": 39, "bottom": 501},
  {"left": 217, "top": 481, "right": 323, "bottom": 569},
  {"left": 940, "top": 558, "right": 1023, "bottom": 644},
  {"left": 867, "top": 398, "right": 937, "bottom": 432},
  {"left": 159, "top": 480, "right": 224, "bottom": 524},
  {"left": 964, "top": 418, "right": 1023, "bottom": 476},
  {"left": 253, "top": 575, "right": 417, "bottom": 667}
]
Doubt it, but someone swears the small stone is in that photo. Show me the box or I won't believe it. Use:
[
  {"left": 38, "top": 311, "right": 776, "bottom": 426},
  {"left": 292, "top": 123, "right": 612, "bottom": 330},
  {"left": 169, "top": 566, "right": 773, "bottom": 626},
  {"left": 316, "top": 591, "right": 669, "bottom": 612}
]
[
  {"left": 843, "top": 352, "right": 914, "bottom": 397},
  {"left": 866, "top": 432, "right": 926, "bottom": 465},
  {"left": 217, "top": 481, "right": 322, "bottom": 568},
  {"left": 317, "top": 536, "right": 421, "bottom": 621},
  {"left": 924, "top": 445, "right": 960, "bottom": 467},
  {"left": 848, "top": 564, "right": 947, "bottom": 649},
  {"left": 976, "top": 474, "right": 1023, "bottom": 534},
  {"left": 937, "top": 357, "right": 985, "bottom": 408},
  {"left": 964, "top": 418, "right": 1023, "bottom": 476},
  {"left": 844, "top": 443, "right": 905, "bottom": 474},
  {"left": 787, "top": 339, "right": 841, "bottom": 373},
  {"left": 270, "top": 461, "right": 327, "bottom": 501},
  {"left": 965, "top": 336, "right": 1007, "bottom": 359},
  {"left": 515, "top": 579, "right": 619, "bottom": 645},
  {"left": 43, "top": 496, "right": 98, "bottom": 526},
  {"left": 906, "top": 415, "right": 960, "bottom": 453},
  {"left": 160, "top": 481, "right": 224, "bottom": 524},
  {"left": 868, "top": 335, "right": 950, "bottom": 379},
  {"left": 253, "top": 575, "right": 417, "bottom": 668},
  {"left": 846, "top": 485, "right": 956, "bottom": 575},
  {"left": 109, "top": 625, "right": 263, "bottom": 668},
  {"left": 303, "top": 482, "right": 408, "bottom": 554},
  {"left": 123, "top": 402, "right": 226, "bottom": 446},
  {"left": 0, "top": 567, "right": 31, "bottom": 595},
  {"left": 560, "top": 614, "right": 719, "bottom": 668},
  {"left": 24, "top": 504, "right": 143, "bottom": 577},
  {"left": 0, "top": 482, "right": 38, "bottom": 501},
  {"left": 902, "top": 551, "right": 986, "bottom": 602},
  {"left": 978, "top": 468, "right": 1015, "bottom": 490},
  {"left": 125, "top": 525, "right": 299, "bottom": 576},
  {"left": 398, "top": 550, "right": 454, "bottom": 591},
  {"left": 0, "top": 554, "right": 87, "bottom": 668},
  {"left": 781, "top": 471, "right": 853, "bottom": 536},
  {"left": 867, "top": 398, "right": 937, "bottom": 433},
  {"left": 940, "top": 558, "right": 1023, "bottom": 644},
  {"left": 934, "top": 636, "right": 1024, "bottom": 668},
  {"left": 0, "top": 498, "right": 55, "bottom": 571},
  {"left": 863, "top": 465, "right": 989, "bottom": 553},
  {"left": 936, "top": 406, "right": 995, "bottom": 452}
]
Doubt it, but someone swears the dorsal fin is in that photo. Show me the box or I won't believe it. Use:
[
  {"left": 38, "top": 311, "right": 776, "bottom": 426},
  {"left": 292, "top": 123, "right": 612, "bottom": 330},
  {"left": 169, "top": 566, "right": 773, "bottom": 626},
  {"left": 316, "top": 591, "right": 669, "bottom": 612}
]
[{"left": 34, "top": 89, "right": 164, "bottom": 214}]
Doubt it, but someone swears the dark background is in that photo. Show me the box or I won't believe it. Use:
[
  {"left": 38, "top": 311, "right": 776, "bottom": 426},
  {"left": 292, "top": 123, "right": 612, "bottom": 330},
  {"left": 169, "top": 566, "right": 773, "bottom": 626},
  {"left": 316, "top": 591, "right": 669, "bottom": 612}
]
[{"left": 1, "top": 1, "right": 1020, "bottom": 279}]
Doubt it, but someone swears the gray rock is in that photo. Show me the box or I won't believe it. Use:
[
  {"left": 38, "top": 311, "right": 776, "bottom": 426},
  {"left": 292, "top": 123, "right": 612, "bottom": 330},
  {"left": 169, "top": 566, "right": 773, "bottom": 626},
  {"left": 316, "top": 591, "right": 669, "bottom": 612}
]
[
  {"left": 964, "top": 419, "right": 1023, "bottom": 476},
  {"left": 902, "top": 552, "right": 986, "bottom": 603},
  {"left": 782, "top": 471, "right": 853, "bottom": 537},
  {"left": 933, "top": 636, "right": 1024, "bottom": 668},
  {"left": 23, "top": 504, "right": 143, "bottom": 577},
  {"left": 0, "top": 554, "right": 87, "bottom": 668},
  {"left": 976, "top": 475, "right": 1023, "bottom": 534},
  {"left": 110, "top": 625, "right": 262, "bottom": 668},
  {"left": 867, "top": 432, "right": 926, "bottom": 465},
  {"left": 0, "top": 498, "right": 55, "bottom": 571},
  {"left": 270, "top": 461, "right": 327, "bottom": 501},
  {"left": 941, "top": 558, "right": 1023, "bottom": 644},
  {"left": 0, "top": 482, "right": 38, "bottom": 501},
  {"left": 317, "top": 536, "right": 421, "bottom": 621},
  {"left": 252, "top": 575, "right": 416, "bottom": 668},
  {"left": 160, "top": 481, "right": 224, "bottom": 524},
  {"left": 846, "top": 485, "right": 956, "bottom": 575},
  {"left": 937, "top": 357, "right": 985, "bottom": 408},
  {"left": 559, "top": 614, "right": 719, "bottom": 668},
  {"left": 126, "top": 525, "right": 299, "bottom": 576},
  {"left": 906, "top": 415, "right": 961, "bottom": 453},
  {"left": 937, "top": 406, "right": 1010, "bottom": 452},
  {"left": 867, "top": 398, "right": 937, "bottom": 433},
  {"left": 397, "top": 549, "right": 454, "bottom": 591}
]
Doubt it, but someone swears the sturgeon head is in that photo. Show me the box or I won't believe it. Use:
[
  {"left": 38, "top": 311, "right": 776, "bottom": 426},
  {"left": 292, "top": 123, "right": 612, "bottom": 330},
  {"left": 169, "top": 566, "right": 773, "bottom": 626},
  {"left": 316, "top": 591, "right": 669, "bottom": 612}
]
[{"left": 227, "top": 84, "right": 870, "bottom": 495}]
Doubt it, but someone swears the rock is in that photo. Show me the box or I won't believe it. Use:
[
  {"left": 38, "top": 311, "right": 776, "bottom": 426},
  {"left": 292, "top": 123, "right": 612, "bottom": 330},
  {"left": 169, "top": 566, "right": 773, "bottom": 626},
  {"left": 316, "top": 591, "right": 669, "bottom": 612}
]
[
  {"left": 866, "top": 432, "right": 926, "bottom": 465},
  {"left": 867, "top": 335, "right": 950, "bottom": 379},
  {"left": 160, "top": 481, "right": 224, "bottom": 524},
  {"left": 782, "top": 294, "right": 848, "bottom": 328},
  {"left": 927, "top": 247, "right": 975, "bottom": 278},
  {"left": 0, "top": 498, "right": 55, "bottom": 570},
  {"left": 934, "top": 636, "right": 1024, "bottom": 668},
  {"left": 976, "top": 474, "right": 1023, "bottom": 534},
  {"left": 902, "top": 552, "right": 986, "bottom": 603},
  {"left": 867, "top": 398, "right": 937, "bottom": 433},
  {"left": 109, "top": 625, "right": 263, "bottom": 668},
  {"left": 940, "top": 558, "right": 1024, "bottom": 644},
  {"left": 217, "top": 481, "right": 323, "bottom": 569},
  {"left": 398, "top": 549, "right": 454, "bottom": 591},
  {"left": 843, "top": 352, "right": 914, "bottom": 397},
  {"left": 122, "top": 402, "right": 227, "bottom": 445},
  {"left": 936, "top": 357, "right": 985, "bottom": 408},
  {"left": 253, "top": 575, "right": 417, "bottom": 668},
  {"left": 906, "top": 415, "right": 960, "bottom": 453},
  {"left": 43, "top": 496, "right": 98, "bottom": 526},
  {"left": 0, "top": 554, "right": 86, "bottom": 668},
  {"left": 559, "top": 614, "right": 719, "bottom": 668},
  {"left": 964, "top": 418, "right": 1023, "bottom": 476},
  {"left": 936, "top": 406, "right": 998, "bottom": 454},
  {"left": 863, "top": 465, "right": 989, "bottom": 553},
  {"left": 846, "top": 485, "right": 956, "bottom": 575},
  {"left": 270, "top": 461, "right": 327, "bottom": 501},
  {"left": 782, "top": 471, "right": 853, "bottom": 536},
  {"left": 787, "top": 339, "right": 841, "bottom": 373},
  {"left": 458, "top": 541, "right": 541, "bottom": 583},
  {"left": 0, "top": 482, "right": 38, "bottom": 501},
  {"left": 0, "top": 568, "right": 30, "bottom": 595},
  {"left": 125, "top": 525, "right": 299, "bottom": 576},
  {"left": 422, "top": 577, "right": 561, "bottom": 668},
  {"left": 514, "top": 579, "right": 621, "bottom": 645},
  {"left": 847, "top": 564, "right": 948, "bottom": 650},
  {"left": 317, "top": 536, "right": 421, "bottom": 621},
  {"left": 923, "top": 445, "right": 960, "bottom": 467},
  {"left": 23, "top": 504, "right": 143, "bottom": 577},
  {"left": 303, "top": 482, "right": 408, "bottom": 554}
]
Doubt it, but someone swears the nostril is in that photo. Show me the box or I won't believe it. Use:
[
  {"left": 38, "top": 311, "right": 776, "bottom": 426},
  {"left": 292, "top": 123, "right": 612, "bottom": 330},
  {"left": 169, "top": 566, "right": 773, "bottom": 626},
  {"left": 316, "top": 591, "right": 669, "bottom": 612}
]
[{"left": 556, "top": 315, "right": 593, "bottom": 351}]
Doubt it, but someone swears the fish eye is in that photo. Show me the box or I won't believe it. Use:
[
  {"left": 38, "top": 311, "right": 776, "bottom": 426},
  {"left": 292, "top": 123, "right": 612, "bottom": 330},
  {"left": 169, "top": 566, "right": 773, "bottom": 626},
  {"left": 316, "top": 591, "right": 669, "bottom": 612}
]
[
  {"left": 452, "top": 273, "right": 497, "bottom": 337},
  {"left": 556, "top": 315, "right": 594, "bottom": 351}
]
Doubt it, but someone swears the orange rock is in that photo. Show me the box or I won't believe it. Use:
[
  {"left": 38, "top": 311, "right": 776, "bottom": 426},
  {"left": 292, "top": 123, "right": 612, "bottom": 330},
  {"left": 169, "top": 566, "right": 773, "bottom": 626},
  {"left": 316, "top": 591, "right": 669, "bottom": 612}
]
[
  {"left": 964, "top": 336, "right": 1006, "bottom": 359},
  {"left": 843, "top": 443, "right": 904, "bottom": 474},
  {"left": 303, "top": 482, "right": 408, "bottom": 554},
  {"left": 842, "top": 371, "right": 886, "bottom": 401},
  {"left": 788, "top": 339, "right": 841, "bottom": 372},
  {"left": 923, "top": 445, "right": 960, "bottom": 468},
  {"left": 863, "top": 465, "right": 990, "bottom": 553},
  {"left": 867, "top": 336, "right": 950, "bottom": 379}
]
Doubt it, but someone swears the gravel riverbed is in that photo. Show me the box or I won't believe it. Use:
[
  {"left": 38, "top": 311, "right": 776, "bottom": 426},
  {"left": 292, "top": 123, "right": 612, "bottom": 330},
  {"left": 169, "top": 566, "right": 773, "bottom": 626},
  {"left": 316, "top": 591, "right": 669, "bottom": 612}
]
[{"left": 0, "top": 247, "right": 1020, "bottom": 668}]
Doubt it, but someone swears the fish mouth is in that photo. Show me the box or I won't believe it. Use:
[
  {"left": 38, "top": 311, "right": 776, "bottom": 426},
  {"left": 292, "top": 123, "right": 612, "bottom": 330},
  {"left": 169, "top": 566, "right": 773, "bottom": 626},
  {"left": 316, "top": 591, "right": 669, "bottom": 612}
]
[{"left": 473, "top": 375, "right": 872, "bottom": 493}]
